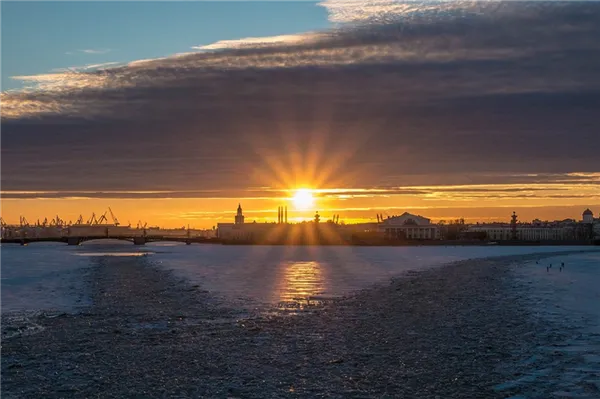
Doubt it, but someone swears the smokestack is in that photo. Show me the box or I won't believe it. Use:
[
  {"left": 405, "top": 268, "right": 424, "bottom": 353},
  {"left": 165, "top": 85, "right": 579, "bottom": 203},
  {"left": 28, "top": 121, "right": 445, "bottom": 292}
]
[
  {"left": 278, "top": 206, "right": 281, "bottom": 224},
  {"left": 285, "top": 206, "right": 288, "bottom": 224}
]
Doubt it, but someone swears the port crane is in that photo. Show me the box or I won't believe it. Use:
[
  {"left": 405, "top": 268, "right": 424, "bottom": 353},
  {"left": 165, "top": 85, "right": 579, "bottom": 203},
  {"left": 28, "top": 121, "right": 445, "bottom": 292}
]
[
  {"left": 136, "top": 221, "right": 148, "bottom": 229},
  {"left": 50, "top": 215, "right": 66, "bottom": 227},
  {"left": 96, "top": 211, "right": 108, "bottom": 225},
  {"left": 8, "top": 208, "right": 123, "bottom": 228},
  {"left": 108, "top": 207, "right": 120, "bottom": 226},
  {"left": 86, "top": 213, "right": 98, "bottom": 225}
]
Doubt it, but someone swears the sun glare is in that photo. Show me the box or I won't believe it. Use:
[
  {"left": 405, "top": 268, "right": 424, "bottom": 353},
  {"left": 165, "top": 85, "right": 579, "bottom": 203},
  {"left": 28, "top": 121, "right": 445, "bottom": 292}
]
[{"left": 292, "top": 189, "right": 315, "bottom": 210}]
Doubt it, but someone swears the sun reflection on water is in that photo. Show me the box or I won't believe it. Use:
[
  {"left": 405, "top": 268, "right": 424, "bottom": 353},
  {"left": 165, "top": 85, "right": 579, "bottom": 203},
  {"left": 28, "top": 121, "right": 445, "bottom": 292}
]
[{"left": 275, "top": 261, "right": 327, "bottom": 310}]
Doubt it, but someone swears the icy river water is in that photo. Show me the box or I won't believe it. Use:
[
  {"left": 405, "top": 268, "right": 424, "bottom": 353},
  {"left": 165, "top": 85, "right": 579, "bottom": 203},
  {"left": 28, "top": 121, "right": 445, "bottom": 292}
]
[
  {"left": 2, "top": 243, "right": 599, "bottom": 397},
  {"left": 2, "top": 242, "right": 598, "bottom": 315}
]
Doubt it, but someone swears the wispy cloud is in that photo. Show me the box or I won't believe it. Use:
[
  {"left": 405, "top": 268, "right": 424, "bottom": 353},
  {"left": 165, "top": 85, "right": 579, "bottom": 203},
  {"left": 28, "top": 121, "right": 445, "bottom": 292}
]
[
  {"left": 318, "top": 0, "right": 464, "bottom": 24},
  {"left": 193, "top": 33, "right": 324, "bottom": 51},
  {"left": 1, "top": 173, "right": 598, "bottom": 200},
  {"left": 78, "top": 48, "right": 111, "bottom": 55},
  {"left": 0, "top": 173, "right": 600, "bottom": 202},
  {"left": 50, "top": 62, "right": 122, "bottom": 73}
]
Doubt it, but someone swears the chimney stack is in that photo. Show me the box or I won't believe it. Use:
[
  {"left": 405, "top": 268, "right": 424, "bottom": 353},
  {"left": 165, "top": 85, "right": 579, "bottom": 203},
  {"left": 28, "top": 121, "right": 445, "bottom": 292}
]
[
  {"left": 278, "top": 206, "right": 281, "bottom": 224},
  {"left": 285, "top": 206, "right": 288, "bottom": 224}
]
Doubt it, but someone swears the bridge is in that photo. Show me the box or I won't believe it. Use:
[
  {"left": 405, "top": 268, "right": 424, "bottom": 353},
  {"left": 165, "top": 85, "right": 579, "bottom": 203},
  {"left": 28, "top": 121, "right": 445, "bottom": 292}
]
[
  {"left": 1, "top": 209, "right": 218, "bottom": 246},
  {"left": 0, "top": 235, "right": 220, "bottom": 246}
]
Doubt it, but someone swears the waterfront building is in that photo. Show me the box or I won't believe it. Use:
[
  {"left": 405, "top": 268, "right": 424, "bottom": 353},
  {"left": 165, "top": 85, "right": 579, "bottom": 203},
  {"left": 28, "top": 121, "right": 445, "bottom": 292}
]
[
  {"left": 465, "top": 209, "right": 597, "bottom": 241},
  {"left": 235, "top": 203, "right": 245, "bottom": 225},
  {"left": 378, "top": 212, "right": 440, "bottom": 240},
  {"left": 216, "top": 205, "right": 378, "bottom": 243},
  {"left": 583, "top": 209, "right": 600, "bottom": 239},
  {"left": 466, "top": 223, "right": 569, "bottom": 241},
  {"left": 583, "top": 208, "right": 594, "bottom": 224},
  {"left": 217, "top": 205, "right": 275, "bottom": 241}
]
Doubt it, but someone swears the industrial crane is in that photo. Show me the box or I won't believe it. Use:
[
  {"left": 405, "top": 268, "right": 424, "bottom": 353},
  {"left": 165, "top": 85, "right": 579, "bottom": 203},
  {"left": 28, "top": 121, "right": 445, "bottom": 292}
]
[
  {"left": 86, "top": 213, "right": 98, "bottom": 225},
  {"left": 50, "top": 215, "right": 65, "bottom": 227},
  {"left": 108, "top": 207, "right": 120, "bottom": 226},
  {"left": 71, "top": 209, "right": 119, "bottom": 225},
  {"left": 96, "top": 211, "right": 108, "bottom": 225}
]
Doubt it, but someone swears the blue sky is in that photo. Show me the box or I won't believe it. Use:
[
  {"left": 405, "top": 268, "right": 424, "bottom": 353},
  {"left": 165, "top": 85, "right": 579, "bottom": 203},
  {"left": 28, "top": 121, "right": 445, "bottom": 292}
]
[{"left": 1, "top": 1, "right": 330, "bottom": 91}]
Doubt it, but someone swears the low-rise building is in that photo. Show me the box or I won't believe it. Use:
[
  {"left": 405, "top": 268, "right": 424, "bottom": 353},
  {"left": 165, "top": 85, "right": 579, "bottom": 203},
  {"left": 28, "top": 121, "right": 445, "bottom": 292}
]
[
  {"left": 465, "top": 209, "right": 597, "bottom": 241},
  {"left": 466, "top": 223, "right": 570, "bottom": 241},
  {"left": 217, "top": 204, "right": 283, "bottom": 241},
  {"left": 378, "top": 212, "right": 440, "bottom": 240}
]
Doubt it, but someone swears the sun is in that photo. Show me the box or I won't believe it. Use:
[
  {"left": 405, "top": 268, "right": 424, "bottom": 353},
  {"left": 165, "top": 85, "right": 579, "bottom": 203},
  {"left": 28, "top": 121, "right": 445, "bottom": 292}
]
[{"left": 292, "top": 189, "right": 315, "bottom": 210}]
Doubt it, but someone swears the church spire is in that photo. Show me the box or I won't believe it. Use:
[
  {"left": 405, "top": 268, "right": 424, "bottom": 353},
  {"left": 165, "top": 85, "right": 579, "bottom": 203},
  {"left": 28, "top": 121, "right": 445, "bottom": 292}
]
[{"left": 235, "top": 203, "right": 245, "bottom": 225}]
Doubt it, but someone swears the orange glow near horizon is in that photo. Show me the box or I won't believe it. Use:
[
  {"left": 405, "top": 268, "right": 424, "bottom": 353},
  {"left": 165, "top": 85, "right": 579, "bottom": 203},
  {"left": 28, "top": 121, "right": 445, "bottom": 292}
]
[{"left": 1, "top": 178, "right": 599, "bottom": 228}]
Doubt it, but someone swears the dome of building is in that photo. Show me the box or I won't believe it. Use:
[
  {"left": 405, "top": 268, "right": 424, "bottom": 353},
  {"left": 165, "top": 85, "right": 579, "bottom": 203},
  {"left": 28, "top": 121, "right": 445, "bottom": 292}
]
[{"left": 583, "top": 208, "right": 593, "bottom": 215}]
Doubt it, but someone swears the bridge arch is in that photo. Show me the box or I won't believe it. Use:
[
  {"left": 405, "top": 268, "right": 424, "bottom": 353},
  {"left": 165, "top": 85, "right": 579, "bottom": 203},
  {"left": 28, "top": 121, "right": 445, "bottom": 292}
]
[
  {"left": 2, "top": 235, "right": 214, "bottom": 246},
  {"left": 75, "top": 237, "right": 136, "bottom": 245}
]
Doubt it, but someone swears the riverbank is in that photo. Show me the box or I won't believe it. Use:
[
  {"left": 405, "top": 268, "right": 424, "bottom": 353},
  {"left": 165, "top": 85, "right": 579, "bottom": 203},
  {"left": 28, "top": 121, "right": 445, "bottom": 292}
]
[
  {"left": 1, "top": 250, "right": 595, "bottom": 397},
  {"left": 3, "top": 237, "right": 597, "bottom": 246},
  {"left": 221, "top": 238, "right": 597, "bottom": 246}
]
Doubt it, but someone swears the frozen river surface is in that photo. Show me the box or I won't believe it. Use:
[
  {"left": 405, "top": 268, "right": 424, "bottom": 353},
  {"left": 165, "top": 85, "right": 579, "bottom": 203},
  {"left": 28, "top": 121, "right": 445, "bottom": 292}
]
[
  {"left": 497, "top": 251, "right": 600, "bottom": 398},
  {"left": 2, "top": 243, "right": 599, "bottom": 398},
  {"left": 2, "top": 242, "right": 597, "bottom": 314}
]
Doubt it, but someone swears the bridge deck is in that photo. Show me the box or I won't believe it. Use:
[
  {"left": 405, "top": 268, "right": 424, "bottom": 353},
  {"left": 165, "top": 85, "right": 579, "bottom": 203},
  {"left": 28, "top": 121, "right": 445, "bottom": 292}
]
[{"left": 0, "top": 236, "right": 220, "bottom": 245}]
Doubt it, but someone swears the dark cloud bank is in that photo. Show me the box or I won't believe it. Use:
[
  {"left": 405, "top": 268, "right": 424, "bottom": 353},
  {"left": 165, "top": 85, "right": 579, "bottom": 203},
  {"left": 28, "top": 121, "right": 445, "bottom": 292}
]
[{"left": 2, "top": 1, "right": 600, "bottom": 193}]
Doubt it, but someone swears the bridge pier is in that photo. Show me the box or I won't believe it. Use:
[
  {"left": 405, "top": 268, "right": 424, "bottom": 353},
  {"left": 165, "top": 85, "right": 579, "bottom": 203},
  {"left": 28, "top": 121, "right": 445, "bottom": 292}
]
[
  {"left": 133, "top": 237, "right": 146, "bottom": 245},
  {"left": 67, "top": 237, "right": 81, "bottom": 246}
]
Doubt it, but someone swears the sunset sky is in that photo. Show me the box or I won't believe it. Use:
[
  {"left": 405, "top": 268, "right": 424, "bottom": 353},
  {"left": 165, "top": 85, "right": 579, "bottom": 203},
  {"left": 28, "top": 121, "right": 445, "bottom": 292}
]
[{"left": 2, "top": 1, "right": 599, "bottom": 228}]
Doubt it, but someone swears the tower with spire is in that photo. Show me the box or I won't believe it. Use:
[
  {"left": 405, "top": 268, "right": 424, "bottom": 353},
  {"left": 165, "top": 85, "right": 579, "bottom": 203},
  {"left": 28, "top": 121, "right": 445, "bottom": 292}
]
[
  {"left": 510, "top": 211, "right": 518, "bottom": 240},
  {"left": 235, "top": 203, "right": 245, "bottom": 225},
  {"left": 583, "top": 208, "right": 594, "bottom": 224}
]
